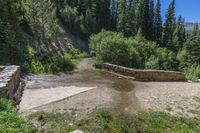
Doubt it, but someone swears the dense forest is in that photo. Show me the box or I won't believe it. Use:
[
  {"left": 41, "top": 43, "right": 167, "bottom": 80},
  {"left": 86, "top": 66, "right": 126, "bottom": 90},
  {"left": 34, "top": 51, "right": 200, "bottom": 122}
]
[{"left": 0, "top": 0, "right": 200, "bottom": 80}]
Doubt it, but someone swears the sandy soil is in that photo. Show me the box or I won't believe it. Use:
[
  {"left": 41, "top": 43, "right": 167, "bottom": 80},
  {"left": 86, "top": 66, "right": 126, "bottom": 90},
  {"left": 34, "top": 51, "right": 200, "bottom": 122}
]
[
  {"left": 19, "top": 59, "right": 200, "bottom": 118},
  {"left": 135, "top": 82, "right": 200, "bottom": 118}
]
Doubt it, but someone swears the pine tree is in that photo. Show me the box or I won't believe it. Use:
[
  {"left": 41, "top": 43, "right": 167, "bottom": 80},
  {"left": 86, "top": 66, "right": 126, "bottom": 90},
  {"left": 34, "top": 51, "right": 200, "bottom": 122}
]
[
  {"left": 143, "top": 0, "right": 150, "bottom": 39},
  {"left": 192, "top": 24, "right": 199, "bottom": 37},
  {"left": 77, "top": 0, "right": 84, "bottom": 15},
  {"left": 117, "top": 0, "right": 127, "bottom": 34},
  {"left": 172, "top": 16, "right": 186, "bottom": 52},
  {"left": 96, "top": 0, "right": 111, "bottom": 29},
  {"left": 153, "top": 0, "right": 162, "bottom": 44},
  {"left": 82, "top": 8, "right": 97, "bottom": 37},
  {"left": 136, "top": 0, "right": 144, "bottom": 32},
  {"left": 110, "top": 0, "right": 118, "bottom": 30},
  {"left": 163, "top": 0, "right": 176, "bottom": 50},
  {"left": 125, "top": 0, "right": 136, "bottom": 36},
  {"left": 179, "top": 25, "right": 200, "bottom": 67},
  {"left": 0, "top": 0, "right": 23, "bottom": 63},
  {"left": 148, "top": 0, "right": 154, "bottom": 40}
]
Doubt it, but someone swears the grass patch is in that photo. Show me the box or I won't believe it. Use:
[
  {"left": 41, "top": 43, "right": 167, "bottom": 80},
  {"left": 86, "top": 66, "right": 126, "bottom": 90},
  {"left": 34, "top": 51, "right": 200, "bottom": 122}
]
[
  {"left": 28, "top": 110, "right": 200, "bottom": 133},
  {"left": 28, "top": 112, "right": 74, "bottom": 132},
  {"left": 0, "top": 99, "right": 37, "bottom": 133}
]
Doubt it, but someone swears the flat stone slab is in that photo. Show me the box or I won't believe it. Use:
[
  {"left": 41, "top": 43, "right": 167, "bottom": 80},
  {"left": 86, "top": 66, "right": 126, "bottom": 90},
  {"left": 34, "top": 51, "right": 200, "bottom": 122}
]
[{"left": 19, "top": 86, "right": 96, "bottom": 111}]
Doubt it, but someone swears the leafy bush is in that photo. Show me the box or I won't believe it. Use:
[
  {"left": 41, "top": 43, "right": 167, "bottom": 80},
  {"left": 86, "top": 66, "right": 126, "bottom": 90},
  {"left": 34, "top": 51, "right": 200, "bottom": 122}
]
[
  {"left": 42, "top": 53, "right": 74, "bottom": 73},
  {"left": 90, "top": 30, "right": 178, "bottom": 70},
  {"left": 30, "top": 60, "right": 45, "bottom": 74},
  {"left": 23, "top": 52, "right": 75, "bottom": 74},
  {"left": 0, "top": 99, "right": 37, "bottom": 133},
  {"left": 127, "top": 36, "right": 158, "bottom": 67},
  {"left": 185, "top": 65, "right": 200, "bottom": 82},
  {"left": 155, "top": 48, "right": 179, "bottom": 71},
  {"left": 145, "top": 56, "right": 160, "bottom": 69},
  {"left": 178, "top": 37, "right": 200, "bottom": 69},
  {"left": 90, "top": 31, "right": 131, "bottom": 67},
  {"left": 128, "top": 47, "right": 142, "bottom": 68}
]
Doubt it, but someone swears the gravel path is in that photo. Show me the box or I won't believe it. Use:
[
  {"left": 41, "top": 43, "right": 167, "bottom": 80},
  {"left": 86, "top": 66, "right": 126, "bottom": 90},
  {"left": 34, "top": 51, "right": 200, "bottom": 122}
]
[{"left": 135, "top": 82, "right": 200, "bottom": 118}]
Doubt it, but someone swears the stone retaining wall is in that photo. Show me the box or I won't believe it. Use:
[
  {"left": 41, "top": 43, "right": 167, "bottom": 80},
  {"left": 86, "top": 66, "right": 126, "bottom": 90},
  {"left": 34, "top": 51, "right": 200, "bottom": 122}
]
[
  {"left": 0, "top": 66, "right": 23, "bottom": 104},
  {"left": 103, "top": 63, "right": 186, "bottom": 81}
]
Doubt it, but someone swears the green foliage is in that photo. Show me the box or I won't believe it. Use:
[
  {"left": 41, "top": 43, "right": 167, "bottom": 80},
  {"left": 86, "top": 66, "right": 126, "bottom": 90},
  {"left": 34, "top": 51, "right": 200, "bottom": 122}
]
[
  {"left": 76, "top": 111, "right": 200, "bottom": 133},
  {"left": 25, "top": 53, "right": 75, "bottom": 74},
  {"left": 172, "top": 16, "right": 186, "bottom": 52},
  {"left": 184, "top": 65, "right": 200, "bottom": 82},
  {"left": 128, "top": 35, "right": 158, "bottom": 68},
  {"left": 163, "top": 0, "right": 176, "bottom": 50},
  {"left": 29, "top": 110, "right": 200, "bottom": 133},
  {"left": 0, "top": 99, "right": 37, "bottom": 133},
  {"left": 90, "top": 30, "right": 178, "bottom": 70},
  {"left": 178, "top": 26, "right": 200, "bottom": 69},
  {"left": 81, "top": 8, "right": 97, "bottom": 38},
  {"left": 125, "top": 0, "right": 136, "bottom": 36},
  {"left": 156, "top": 48, "right": 179, "bottom": 70},
  {"left": 28, "top": 112, "right": 73, "bottom": 132},
  {"left": 117, "top": 0, "right": 127, "bottom": 34},
  {"left": 30, "top": 60, "right": 45, "bottom": 74},
  {"left": 145, "top": 56, "right": 160, "bottom": 69},
  {"left": 90, "top": 31, "right": 131, "bottom": 67},
  {"left": 153, "top": 0, "right": 163, "bottom": 44},
  {"left": 22, "top": 0, "right": 59, "bottom": 38},
  {"left": 60, "top": 5, "right": 78, "bottom": 32},
  {"left": 0, "top": 0, "right": 199, "bottom": 78}
]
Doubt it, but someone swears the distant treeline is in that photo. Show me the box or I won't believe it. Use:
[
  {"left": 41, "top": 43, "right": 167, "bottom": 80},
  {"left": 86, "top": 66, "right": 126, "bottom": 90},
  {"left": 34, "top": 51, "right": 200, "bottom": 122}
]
[{"left": 0, "top": 0, "right": 200, "bottom": 80}]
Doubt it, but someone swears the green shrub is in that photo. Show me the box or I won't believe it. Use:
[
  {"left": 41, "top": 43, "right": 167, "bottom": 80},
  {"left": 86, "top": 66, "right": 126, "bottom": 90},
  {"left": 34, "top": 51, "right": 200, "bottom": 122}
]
[
  {"left": 178, "top": 37, "right": 200, "bottom": 69},
  {"left": 185, "top": 65, "right": 200, "bottom": 82},
  {"left": 127, "top": 36, "right": 158, "bottom": 68},
  {"left": 30, "top": 60, "right": 45, "bottom": 74},
  {"left": 22, "top": 52, "right": 75, "bottom": 74},
  {"left": 128, "top": 47, "right": 142, "bottom": 68},
  {"left": 90, "top": 31, "right": 131, "bottom": 66},
  {"left": 156, "top": 48, "right": 179, "bottom": 71},
  {"left": 0, "top": 99, "right": 37, "bottom": 133},
  {"left": 145, "top": 56, "right": 160, "bottom": 69},
  {"left": 90, "top": 30, "right": 179, "bottom": 71}
]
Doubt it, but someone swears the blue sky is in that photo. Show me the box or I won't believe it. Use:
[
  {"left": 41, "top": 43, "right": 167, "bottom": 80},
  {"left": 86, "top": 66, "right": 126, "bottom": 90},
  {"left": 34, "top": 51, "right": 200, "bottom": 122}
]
[{"left": 159, "top": 0, "right": 200, "bottom": 22}]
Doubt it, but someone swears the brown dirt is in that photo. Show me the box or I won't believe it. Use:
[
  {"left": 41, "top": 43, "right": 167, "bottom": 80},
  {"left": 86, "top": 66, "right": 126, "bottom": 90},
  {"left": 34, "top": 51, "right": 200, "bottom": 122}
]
[
  {"left": 19, "top": 59, "right": 200, "bottom": 119},
  {"left": 135, "top": 81, "right": 200, "bottom": 118}
]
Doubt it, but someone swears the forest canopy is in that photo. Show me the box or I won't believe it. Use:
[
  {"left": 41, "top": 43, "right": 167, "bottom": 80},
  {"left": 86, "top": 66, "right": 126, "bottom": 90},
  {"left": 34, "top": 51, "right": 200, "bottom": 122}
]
[{"left": 0, "top": 0, "right": 200, "bottom": 80}]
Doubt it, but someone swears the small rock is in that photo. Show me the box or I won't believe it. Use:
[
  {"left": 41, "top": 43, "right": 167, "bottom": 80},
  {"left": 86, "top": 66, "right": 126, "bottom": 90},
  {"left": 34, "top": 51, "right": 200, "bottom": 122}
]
[
  {"left": 69, "top": 123, "right": 73, "bottom": 126},
  {"left": 124, "top": 107, "right": 129, "bottom": 111},
  {"left": 153, "top": 96, "right": 158, "bottom": 99},
  {"left": 70, "top": 130, "right": 84, "bottom": 133},
  {"left": 188, "top": 80, "right": 193, "bottom": 83}
]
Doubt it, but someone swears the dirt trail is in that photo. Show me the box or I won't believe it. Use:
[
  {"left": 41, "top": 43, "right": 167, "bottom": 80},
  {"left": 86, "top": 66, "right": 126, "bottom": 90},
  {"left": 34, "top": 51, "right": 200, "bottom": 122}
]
[
  {"left": 19, "top": 59, "right": 140, "bottom": 117},
  {"left": 19, "top": 59, "right": 200, "bottom": 118}
]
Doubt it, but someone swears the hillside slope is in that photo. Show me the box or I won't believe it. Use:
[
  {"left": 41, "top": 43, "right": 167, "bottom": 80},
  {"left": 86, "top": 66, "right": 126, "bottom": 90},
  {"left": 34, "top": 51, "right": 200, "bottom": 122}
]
[{"left": 0, "top": 0, "right": 88, "bottom": 71}]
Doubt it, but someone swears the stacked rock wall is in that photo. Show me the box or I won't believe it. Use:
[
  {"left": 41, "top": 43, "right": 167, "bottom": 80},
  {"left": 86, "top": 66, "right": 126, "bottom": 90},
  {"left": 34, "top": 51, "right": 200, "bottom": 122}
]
[
  {"left": 103, "top": 63, "right": 186, "bottom": 81},
  {"left": 0, "top": 66, "right": 23, "bottom": 104}
]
